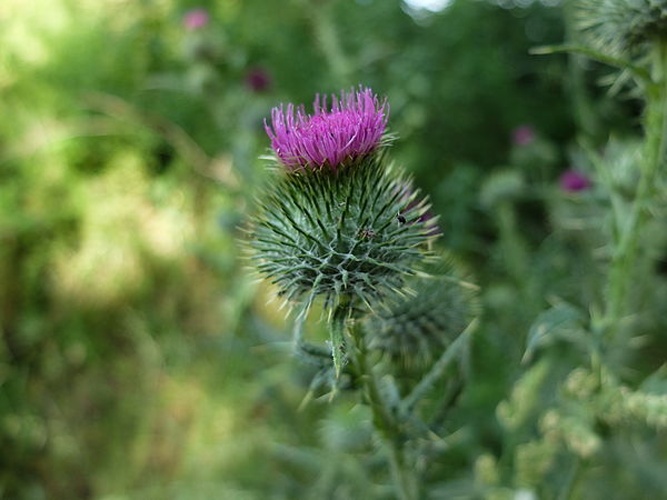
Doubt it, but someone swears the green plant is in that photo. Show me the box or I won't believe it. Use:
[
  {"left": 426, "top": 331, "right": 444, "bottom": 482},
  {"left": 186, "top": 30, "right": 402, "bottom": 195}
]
[{"left": 248, "top": 86, "right": 480, "bottom": 499}]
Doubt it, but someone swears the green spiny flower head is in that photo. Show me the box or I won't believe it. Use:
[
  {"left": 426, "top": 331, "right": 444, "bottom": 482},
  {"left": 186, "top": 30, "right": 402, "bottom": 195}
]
[
  {"left": 365, "top": 254, "right": 479, "bottom": 371},
  {"left": 575, "top": 0, "right": 667, "bottom": 57},
  {"left": 250, "top": 88, "right": 438, "bottom": 313}
]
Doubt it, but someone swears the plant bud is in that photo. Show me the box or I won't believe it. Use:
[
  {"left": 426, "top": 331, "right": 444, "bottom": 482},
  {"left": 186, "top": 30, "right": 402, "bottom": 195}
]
[
  {"left": 250, "top": 156, "right": 437, "bottom": 312},
  {"left": 250, "top": 87, "right": 438, "bottom": 313},
  {"left": 576, "top": 0, "right": 667, "bottom": 57},
  {"left": 365, "top": 255, "right": 479, "bottom": 371}
]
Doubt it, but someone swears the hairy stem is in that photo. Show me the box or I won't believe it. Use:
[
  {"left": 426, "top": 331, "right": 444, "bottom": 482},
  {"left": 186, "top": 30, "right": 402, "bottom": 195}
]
[
  {"left": 346, "top": 320, "right": 420, "bottom": 500},
  {"left": 402, "top": 320, "right": 476, "bottom": 414},
  {"left": 329, "top": 300, "right": 351, "bottom": 377},
  {"left": 604, "top": 42, "right": 667, "bottom": 340}
]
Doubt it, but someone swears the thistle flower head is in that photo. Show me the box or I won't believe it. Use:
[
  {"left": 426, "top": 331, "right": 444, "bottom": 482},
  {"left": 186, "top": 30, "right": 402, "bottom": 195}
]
[
  {"left": 559, "top": 169, "right": 592, "bottom": 192},
  {"left": 575, "top": 0, "right": 667, "bottom": 57},
  {"left": 249, "top": 157, "right": 438, "bottom": 313},
  {"left": 366, "top": 255, "right": 479, "bottom": 372},
  {"left": 251, "top": 88, "right": 436, "bottom": 315},
  {"left": 245, "top": 66, "right": 272, "bottom": 93},
  {"left": 264, "top": 87, "right": 389, "bottom": 171},
  {"left": 183, "top": 8, "right": 210, "bottom": 30},
  {"left": 511, "top": 125, "right": 536, "bottom": 147}
]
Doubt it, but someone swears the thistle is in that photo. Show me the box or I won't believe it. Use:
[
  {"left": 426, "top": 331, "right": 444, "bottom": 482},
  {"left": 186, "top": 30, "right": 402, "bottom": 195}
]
[
  {"left": 183, "top": 8, "right": 210, "bottom": 31},
  {"left": 559, "top": 169, "right": 592, "bottom": 193},
  {"left": 251, "top": 87, "right": 438, "bottom": 315},
  {"left": 575, "top": 0, "right": 667, "bottom": 57},
  {"left": 366, "top": 254, "right": 479, "bottom": 373},
  {"left": 264, "top": 86, "right": 390, "bottom": 171},
  {"left": 248, "top": 87, "right": 477, "bottom": 500}
]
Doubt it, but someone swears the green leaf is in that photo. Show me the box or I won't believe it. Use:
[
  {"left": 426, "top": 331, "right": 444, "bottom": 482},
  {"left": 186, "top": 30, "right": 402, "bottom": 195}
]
[
  {"left": 329, "top": 303, "right": 350, "bottom": 378},
  {"left": 640, "top": 364, "right": 667, "bottom": 395},
  {"left": 523, "top": 302, "right": 588, "bottom": 363},
  {"left": 530, "top": 44, "right": 651, "bottom": 84}
]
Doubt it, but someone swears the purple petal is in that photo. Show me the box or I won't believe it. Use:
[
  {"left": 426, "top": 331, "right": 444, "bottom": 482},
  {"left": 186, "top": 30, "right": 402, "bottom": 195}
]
[
  {"left": 559, "top": 169, "right": 592, "bottom": 192},
  {"left": 264, "top": 86, "right": 389, "bottom": 170}
]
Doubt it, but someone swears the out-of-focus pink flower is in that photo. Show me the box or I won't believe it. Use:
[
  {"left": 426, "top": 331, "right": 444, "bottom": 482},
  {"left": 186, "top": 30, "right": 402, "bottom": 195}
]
[
  {"left": 511, "top": 125, "right": 536, "bottom": 146},
  {"left": 264, "top": 86, "right": 388, "bottom": 171},
  {"left": 183, "top": 8, "right": 209, "bottom": 30},
  {"left": 245, "top": 67, "right": 272, "bottom": 93},
  {"left": 559, "top": 169, "right": 592, "bottom": 192}
]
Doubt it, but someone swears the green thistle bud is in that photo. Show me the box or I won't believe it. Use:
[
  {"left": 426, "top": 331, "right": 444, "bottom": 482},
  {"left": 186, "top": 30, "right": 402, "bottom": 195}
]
[
  {"left": 250, "top": 155, "right": 437, "bottom": 312},
  {"left": 575, "top": 0, "right": 667, "bottom": 57},
  {"left": 365, "top": 254, "right": 479, "bottom": 371}
]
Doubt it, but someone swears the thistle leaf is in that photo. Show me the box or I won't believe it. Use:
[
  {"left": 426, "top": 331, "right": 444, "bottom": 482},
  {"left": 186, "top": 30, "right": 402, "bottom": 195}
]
[
  {"left": 523, "top": 301, "right": 588, "bottom": 364},
  {"left": 530, "top": 44, "right": 651, "bottom": 83}
]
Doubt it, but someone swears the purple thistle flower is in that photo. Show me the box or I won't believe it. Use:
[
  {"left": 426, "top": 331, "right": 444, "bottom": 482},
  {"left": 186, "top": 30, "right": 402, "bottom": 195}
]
[
  {"left": 264, "top": 87, "right": 388, "bottom": 171},
  {"left": 245, "top": 67, "right": 272, "bottom": 93},
  {"left": 511, "top": 125, "right": 536, "bottom": 147},
  {"left": 559, "top": 169, "right": 592, "bottom": 192},
  {"left": 183, "top": 8, "right": 209, "bottom": 30}
]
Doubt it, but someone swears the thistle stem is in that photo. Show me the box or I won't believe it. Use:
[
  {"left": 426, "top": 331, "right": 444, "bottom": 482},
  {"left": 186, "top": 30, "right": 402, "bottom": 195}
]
[
  {"left": 345, "top": 320, "right": 420, "bottom": 500},
  {"left": 604, "top": 42, "right": 667, "bottom": 340},
  {"left": 497, "top": 202, "right": 524, "bottom": 281},
  {"left": 386, "top": 443, "right": 419, "bottom": 500},
  {"left": 402, "top": 320, "right": 476, "bottom": 414},
  {"left": 557, "top": 456, "right": 584, "bottom": 500},
  {"left": 329, "top": 301, "right": 350, "bottom": 377}
]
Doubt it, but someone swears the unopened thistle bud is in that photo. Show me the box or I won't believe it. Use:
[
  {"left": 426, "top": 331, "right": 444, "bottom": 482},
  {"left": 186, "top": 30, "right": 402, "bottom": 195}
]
[
  {"left": 365, "top": 255, "right": 479, "bottom": 371},
  {"left": 250, "top": 87, "right": 438, "bottom": 313}
]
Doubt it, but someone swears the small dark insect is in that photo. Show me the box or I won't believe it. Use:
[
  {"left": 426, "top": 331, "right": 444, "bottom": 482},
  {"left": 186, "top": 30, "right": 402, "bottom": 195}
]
[
  {"left": 357, "top": 228, "right": 376, "bottom": 240},
  {"left": 396, "top": 213, "right": 407, "bottom": 225}
]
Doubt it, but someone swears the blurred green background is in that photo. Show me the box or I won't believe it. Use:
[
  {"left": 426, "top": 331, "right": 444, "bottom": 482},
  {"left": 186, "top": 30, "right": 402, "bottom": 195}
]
[{"left": 0, "top": 0, "right": 644, "bottom": 498}]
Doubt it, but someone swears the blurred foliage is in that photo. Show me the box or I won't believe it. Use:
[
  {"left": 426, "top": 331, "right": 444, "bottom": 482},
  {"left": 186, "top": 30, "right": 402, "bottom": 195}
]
[{"left": 1, "top": 0, "right": 665, "bottom": 499}]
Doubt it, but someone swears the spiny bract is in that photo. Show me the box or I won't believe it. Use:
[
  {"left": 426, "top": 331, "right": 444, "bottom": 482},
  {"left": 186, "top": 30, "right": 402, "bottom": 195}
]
[
  {"left": 365, "top": 255, "right": 479, "bottom": 370},
  {"left": 575, "top": 0, "right": 667, "bottom": 57},
  {"left": 250, "top": 155, "right": 437, "bottom": 312}
]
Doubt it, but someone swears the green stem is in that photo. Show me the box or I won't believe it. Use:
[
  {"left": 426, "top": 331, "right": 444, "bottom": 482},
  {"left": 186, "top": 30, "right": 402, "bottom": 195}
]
[
  {"left": 604, "top": 42, "right": 667, "bottom": 340},
  {"left": 346, "top": 321, "right": 420, "bottom": 500},
  {"left": 329, "top": 301, "right": 350, "bottom": 378},
  {"left": 557, "top": 456, "right": 584, "bottom": 500},
  {"left": 387, "top": 444, "right": 419, "bottom": 500},
  {"left": 530, "top": 44, "right": 651, "bottom": 83},
  {"left": 497, "top": 201, "right": 528, "bottom": 286},
  {"left": 402, "top": 321, "right": 476, "bottom": 414}
]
